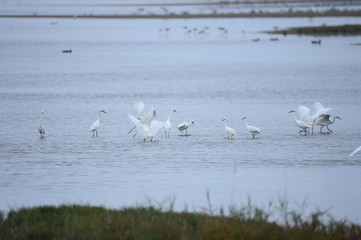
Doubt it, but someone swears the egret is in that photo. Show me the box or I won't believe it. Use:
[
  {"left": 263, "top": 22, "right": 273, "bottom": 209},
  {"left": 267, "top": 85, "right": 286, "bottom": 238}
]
[
  {"left": 177, "top": 120, "right": 194, "bottom": 136},
  {"left": 89, "top": 110, "right": 107, "bottom": 137},
  {"left": 127, "top": 113, "right": 164, "bottom": 142},
  {"left": 38, "top": 111, "right": 45, "bottom": 138},
  {"left": 288, "top": 110, "right": 312, "bottom": 135},
  {"left": 293, "top": 103, "right": 332, "bottom": 134},
  {"left": 241, "top": 116, "right": 260, "bottom": 139},
  {"left": 165, "top": 108, "right": 177, "bottom": 137},
  {"left": 349, "top": 145, "right": 361, "bottom": 158},
  {"left": 315, "top": 114, "right": 341, "bottom": 133},
  {"left": 129, "top": 101, "right": 157, "bottom": 135},
  {"left": 222, "top": 118, "right": 237, "bottom": 139}
]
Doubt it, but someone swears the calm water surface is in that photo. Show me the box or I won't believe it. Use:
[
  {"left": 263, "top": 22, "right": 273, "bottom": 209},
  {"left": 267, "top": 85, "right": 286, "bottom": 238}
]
[{"left": 1, "top": 16, "right": 361, "bottom": 222}]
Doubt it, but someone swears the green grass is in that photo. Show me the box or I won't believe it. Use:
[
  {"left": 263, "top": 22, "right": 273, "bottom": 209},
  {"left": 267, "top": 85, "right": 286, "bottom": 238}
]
[{"left": 1, "top": 201, "right": 361, "bottom": 240}]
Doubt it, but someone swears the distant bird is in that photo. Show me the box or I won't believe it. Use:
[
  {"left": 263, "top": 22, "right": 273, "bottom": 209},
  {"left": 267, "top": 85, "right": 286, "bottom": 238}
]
[
  {"left": 177, "top": 120, "right": 194, "bottom": 136},
  {"left": 288, "top": 110, "right": 312, "bottom": 135},
  {"left": 62, "top": 49, "right": 72, "bottom": 53},
  {"left": 222, "top": 118, "right": 237, "bottom": 139},
  {"left": 315, "top": 114, "right": 341, "bottom": 133},
  {"left": 38, "top": 111, "right": 45, "bottom": 138},
  {"left": 242, "top": 116, "right": 260, "bottom": 138},
  {"left": 128, "top": 101, "right": 157, "bottom": 135},
  {"left": 165, "top": 108, "right": 177, "bottom": 137},
  {"left": 89, "top": 110, "right": 107, "bottom": 137},
  {"left": 349, "top": 145, "right": 361, "bottom": 158},
  {"left": 127, "top": 113, "right": 164, "bottom": 142},
  {"left": 311, "top": 40, "right": 321, "bottom": 44}
]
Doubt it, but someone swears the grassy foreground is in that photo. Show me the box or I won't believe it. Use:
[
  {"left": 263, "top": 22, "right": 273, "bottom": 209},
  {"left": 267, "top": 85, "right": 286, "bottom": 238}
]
[{"left": 1, "top": 204, "right": 361, "bottom": 240}]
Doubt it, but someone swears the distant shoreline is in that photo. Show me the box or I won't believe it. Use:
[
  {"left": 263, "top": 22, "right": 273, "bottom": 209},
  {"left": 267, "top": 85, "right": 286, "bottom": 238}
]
[{"left": 0, "top": 10, "right": 361, "bottom": 19}]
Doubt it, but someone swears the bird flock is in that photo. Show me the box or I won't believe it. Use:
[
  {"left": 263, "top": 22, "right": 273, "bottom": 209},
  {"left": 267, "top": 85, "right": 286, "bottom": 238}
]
[{"left": 37, "top": 101, "right": 360, "bottom": 158}]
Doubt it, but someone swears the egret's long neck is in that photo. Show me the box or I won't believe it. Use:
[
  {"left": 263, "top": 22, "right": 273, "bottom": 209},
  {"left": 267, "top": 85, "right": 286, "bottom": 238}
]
[
  {"left": 244, "top": 120, "right": 248, "bottom": 127},
  {"left": 98, "top": 111, "right": 102, "bottom": 122},
  {"left": 167, "top": 110, "right": 173, "bottom": 121},
  {"left": 40, "top": 112, "right": 43, "bottom": 123},
  {"left": 332, "top": 117, "right": 337, "bottom": 123}
]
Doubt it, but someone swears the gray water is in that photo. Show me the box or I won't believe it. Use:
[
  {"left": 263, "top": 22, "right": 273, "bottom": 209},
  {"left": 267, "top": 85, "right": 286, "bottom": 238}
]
[{"left": 1, "top": 16, "right": 361, "bottom": 222}]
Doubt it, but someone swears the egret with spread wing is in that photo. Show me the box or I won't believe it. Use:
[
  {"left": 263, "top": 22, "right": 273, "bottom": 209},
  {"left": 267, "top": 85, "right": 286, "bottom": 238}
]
[
  {"left": 127, "top": 113, "right": 164, "bottom": 142},
  {"left": 89, "top": 110, "right": 107, "bottom": 137},
  {"left": 222, "top": 118, "right": 237, "bottom": 139},
  {"left": 315, "top": 114, "right": 341, "bottom": 133},
  {"left": 177, "top": 120, "right": 194, "bottom": 136},
  {"left": 242, "top": 116, "right": 260, "bottom": 139},
  {"left": 129, "top": 101, "right": 157, "bottom": 135}
]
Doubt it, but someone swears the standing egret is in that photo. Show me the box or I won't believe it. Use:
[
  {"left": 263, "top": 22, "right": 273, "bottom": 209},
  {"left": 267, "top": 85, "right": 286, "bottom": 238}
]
[
  {"left": 241, "top": 116, "right": 260, "bottom": 139},
  {"left": 177, "top": 120, "right": 194, "bottom": 136},
  {"left": 349, "top": 145, "right": 361, "bottom": 158},
  {"left": 38, "top": 111, "right": 45, "bottom": 138},
  {"left": 127, "top": 113, "right": 164, "bottom": 142},
  {"left": 165, "top": 108, "right": 177, "bottom": 137},
  {"left": 89, "top": 110, "right": 107, "bottom": 137},
  {"left": 222, "top": 118, "right": 237, "bottom": 139},
  {"left": 129, "top": 101, "right": 157, "bottom": 135},
  {"left": 288, "top": 110, "right": 312, "bottom": 135},
  {"left": 315, "top": 114, "right": 341, "bottom": 133}
]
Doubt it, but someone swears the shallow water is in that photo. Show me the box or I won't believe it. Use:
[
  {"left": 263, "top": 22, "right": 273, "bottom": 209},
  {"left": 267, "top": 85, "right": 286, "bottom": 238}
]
[{"left": 1, "top": 16, "right": 361, "bottom": 222}]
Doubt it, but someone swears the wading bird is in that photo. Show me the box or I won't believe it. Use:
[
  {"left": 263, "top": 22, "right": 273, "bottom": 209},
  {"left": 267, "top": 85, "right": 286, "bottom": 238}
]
[
  {"left": 128, "top": 101, "right": 157, "bottom": 135},
  {"left": 349, "top": 145, "right": 361, "bottom": 158},
  {"left": 165, "top": 108, "right": 177, "bottom": 137},
  {"left": 242, "top": 116, "right": 260, "bottom": 138},
  {"left": 222, "top": 118, "right": 237, "bottom": 139},
  {"left": 127, "top": 113, "right": 164, "bottom": 142},
  {"left": 288, "top": 110, "right": 312, "bottom": 135},
  {"left": 89, "top": 110, "right": 107, "bottom": 137},
  {"left": 177, "top": 120, "right": 194, "bottom": 136},
  {"left": 38, "top": 111, "right": 45, "bottom": 138},
  {"left": 315, "top": 114, "right": 341, "bottom": 133}
]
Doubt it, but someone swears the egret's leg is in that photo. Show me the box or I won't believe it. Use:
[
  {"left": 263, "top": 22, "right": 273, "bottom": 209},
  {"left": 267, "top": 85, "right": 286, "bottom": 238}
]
[
  {"left": 252, "top": 134, "right": 255, "bottom": 139},
  {"left": 96, "top": 130, "right": 98, "bottom": 137},
  {"left": 92, "top": 131, "right": 95, "bottom": 137},
  {"left": 327, "top": 126, "right": 333, "bottom": 132},
  {"left": 150, "top": 137, "right": 154, "bottom": 142},
  {"left": 128, "top": 126, "right": 136, "bottom": 134},
  {"left": 320, "top": 126, "right": 324, "bottom": 133}
]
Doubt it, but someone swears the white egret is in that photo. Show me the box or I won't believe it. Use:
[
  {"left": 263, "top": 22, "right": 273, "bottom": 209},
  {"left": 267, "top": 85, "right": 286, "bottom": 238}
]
[
  {"left": 129, "top": 101, "right": 157, "bottom": 135},
  {"left": 297, "top": 102, "right": 332, "bottom": 134},
  {"left": 177, "top": 120, "right": 194, "bottom": 136},
  {"left": 164, "top": 108, "right": 177, "bottom": 137},
  {"left": 127, "top": 113, "right": 164, "bottom": 142},
  {"left": 288, "top": 110, "right": 312, "bottom": 135},
  {"left": 89, "top": 110, "right": 107, "bottom": 137},
  {"left": 315, "top": 114, "right": 341, "bottom": 133},
  {"left": 222, "top": 118, "right": 237, "bottom": 139},
  {"left": 349, "top": 145, "right": 361, "bottom": 158},
  {"left": 241, "top": 116, "right": 260, "bottom": 139},
  {"left": 38, "top": 111, "right": 45, "bottom": 138}
]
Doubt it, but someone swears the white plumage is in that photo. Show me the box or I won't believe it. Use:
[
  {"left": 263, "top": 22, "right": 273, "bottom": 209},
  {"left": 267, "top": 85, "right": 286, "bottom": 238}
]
[
  {"left": 315, "top": 114, "right": 341, "bottom": 133},
  {"left": 89, "top": 110, "right": 107, "bottom": 137},
  {"left": 288, "top": 110, "right": 312, "bottom": 135},
  {"left": 349, "top": 145, "right": 361, "bottom": 158},
  {"left": 127, "top": 112, "right": 164, "bottom": 142},
  {"left": 177, "top": 120, "right": 194, "bottom": 136},
  {"left": 165, "top": 108, "right": 177, "bottom": 137},
  {"left": 222, "top": 118, "right": 237, "bottom": 139},
  {"left": 242, "top": 116, "right": 260, "bottom": 139}
]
